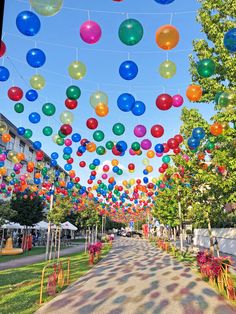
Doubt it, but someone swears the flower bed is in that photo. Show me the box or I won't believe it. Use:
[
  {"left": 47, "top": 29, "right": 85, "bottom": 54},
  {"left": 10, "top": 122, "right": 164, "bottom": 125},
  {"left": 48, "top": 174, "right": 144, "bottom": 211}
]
[{"left": 87, "top": 242, "right": 103, "bottom": 265}]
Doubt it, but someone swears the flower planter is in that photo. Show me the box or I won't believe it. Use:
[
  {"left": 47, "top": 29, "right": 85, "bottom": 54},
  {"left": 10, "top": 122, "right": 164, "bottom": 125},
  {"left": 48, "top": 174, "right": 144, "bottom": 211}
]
[{"left": 89, "top": 253, "right": 94, "bottom": 265}]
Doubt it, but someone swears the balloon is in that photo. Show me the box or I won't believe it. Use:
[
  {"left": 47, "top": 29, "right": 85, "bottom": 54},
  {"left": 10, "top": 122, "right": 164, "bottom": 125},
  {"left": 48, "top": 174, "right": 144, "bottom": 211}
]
[
  {"left": 156, "top": 93, "right": 172, "bottom": 110},
  {"left": 192, "top": 127, "right": 205, "bottom": 140},
  {"left": 86, "top": 118, "right": 98, "bottom": 130},
  {"left": 72, "top": 133, "right": 81, "bottom": 142},
  {"left": 51, "top": 152, "right": 59, "bottom": 160},
  {"left": 167, "top": 138, "right": 179, "bottom": 149},
  {"left": 42, "top": 103, "right": 56, "bottom": 116},
  {"left": 0, "top": 66, "right": 9, "bottom": 81},
  {"left": 96, "top": 146, "right": 106, "bottom": 155},
  {"left": 26, "top": 48, "right": 46, "bottom": 68},
  {"left": 162, "top": 155, "right": 171, "bottom": 163},
  {"left": 156, "top": 25, "right": 179, "bottom": 50},
  {"left": 30, "top": 74, "right": 45, "bottom": 90},
  {"left": 186, "top": 85, "right": 202, "bottom": 101},
  {"left": 131, "top": 101, "right": 146, "bottom": 116},
  {"left": 24, "top": 129, "right": 33, "bottom": 139},
  {"left": 95, "top": 103, "right": 109, "bottom": 117},
  {"left": 150, "top": 124, "right": 164, "bottom": 138},
  {"left": 90, "top": 91, "right": 108, "bottom": 108},
  {"left": 2, "top": 133, "right": 11, "bottom": 143},
  {"left": 30, "top": 0, "right": 63, "bottom": 16},
  {"left": 217, "top": 92, "right": 236, "bottom": 108},
  {"left": 172, "top": 94, "right": 184, "bottom": 107},
  {"left": 106, "top": 141, "right": 114, "bottom": 150},
  {"left": 68, "top": 61, "right": 86, "bottom": 80},
  {"left": 119, "top": 19, "right": 143, "bottom": 46},
  {"left": 33, "top": 141, "right": 42, "bottom": 150},
  {"left": 8, "top": 87, "right": 23, "bottom": 101},
  {"left": 0, "top": 41, "right": 6, "bottom": 57},
  {"left": 16, "top": 10, "right": 41, "bottom": 36},
  {"left": 60, "top": 124, "right": 73, "bottom": 136},
  {"left": 174, "top": 134, "right": 183, "bottom": 144},
  {"left": 141, "top": 139, "right": 152, "bottom": 150},
  {"left": 154, "top": 0, "right": 175, "bottom": 4},
  {"left": 25, "top": 89, "right": 38, "bottom": 101},
  {"left": 86, "top": 142, "right": 96, "bottom": 152},
  {"left": 119, "top": 60, "right": 138, "bottom": 80},
  {"left": 17, "top": 127, "right": 25, "bottom": 136},
  {"left": 60, "top": 111, "right": 74, "bottom": 124},
  {"left": 93, "top": 130, "right": 105, "bottom": 142},
  {"left": 43, "top": 126, "right": 53, "bottom": 136},
  {"left": 14, "top": 103, "right": 24, "bottom": 113},
  {"left": 133, "top": 125, "right": 146, "bottom": 138},
  {"left": 155, "top": 143, "right": 164, "bottom": 153},
  {"left": 131, "top": 142, "right": 140, "bottom": 151},
  {"left": 80, "top": 20, "right": 102, "bottom": 44},
  {"left": 112, "top": 123, "right": 125, "bottom": 136},
  {"left": 66, "top": 85, "right": 81, "bottom": 100},
  {"left": 187, "top": 137, "right": 200, "bottom": 148},
  {"left": 116, "top": 141, "right": 127, "bottom": 152},
  {"left": 210, "top": 122, "right": 223, "bottom": 136},
  {"left": 29, "top": 112, "right": 41, "bottom": 124},
  {"left": 117, "top": 93, "right": 135, "bottom": 112},
  {"left": 197, "top": 58, "right": 215, "bottom": 78},
  {"left": 65, "top": 98, "right": 77, "bottom": 110},
  {"left": 147, "top": 150, "right": 155, "bottom": 158},
  {"left": 159, "top": 60, "right": 176, "bottom": 78},
  {"left": 224, "top": 28, "right": 236, "bottom": 52}
]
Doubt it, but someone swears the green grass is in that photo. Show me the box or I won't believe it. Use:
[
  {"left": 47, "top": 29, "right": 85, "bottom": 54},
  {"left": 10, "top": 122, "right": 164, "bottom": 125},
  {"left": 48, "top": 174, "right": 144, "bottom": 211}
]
[{"left": 0, "top": 244, "right": 111, "bottom": 314}]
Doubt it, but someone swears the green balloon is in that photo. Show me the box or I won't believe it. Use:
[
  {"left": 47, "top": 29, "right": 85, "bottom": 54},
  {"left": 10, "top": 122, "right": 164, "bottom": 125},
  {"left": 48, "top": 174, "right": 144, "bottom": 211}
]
[
  {"left": 42, "top": 103, "right": 56, "bottom": 116},
  {"left": 89, "top": 163, "right": 96, "bottom": 170},
  {"left": 14, "top": 102, "right": 24, "bottom": 113},
  {"left": 24, "top": 129, "right": 33, "bottom": 139},
  {"left": 159, "top": 60, "right": 176, "bottom": 79},
  {"left": 66, "top": 85, "right": 81, "bottom": 100},
  {"left": 63, "top": 154, "right": 70, "bottom": 160},
  {"left": 197, "top": 58, "right": 215, "bottom": 78},
  {"left": 206, "top": 141, "right": 215, "bottom": 150},
  {"left": 55, "top": 181, "right": 60, "bottom": 187},
  {"left": 112, "top": 123, "right": 125, "bottom": 136},
  {"left": 93, "top": 130, "right": 105, "bottom": 142},
  {"left": 96, "top": 146, "right": 106, "bottom": 155},
  {"left": 56, "top": 137, "right": 64, "bottom": 146},
  {"left": 43, "top": 126, "right": 53, "bottom": 136},
  {"left": 117, "top": 169, "right": 123, "bottom": 175},
  {"left": 217, "top": 92, "right": 229, "bottom": 107},
  {"left": 119, "top": 19, "right": 144, "bottom": 46},
  {"left": 75, "top": 183, "right": 81, "bottom": 189},
  {"left": 131, "top": 142, "right": 140, "bottom": 151},
  {"left": 106, "top": 141, "right": 114, "bottom": 150},
  {"left": 162, "top": 155, "right": 171, "bottom": 163},
  {"left": 58, "top": 130, "right": 66, "bottom": 138}
]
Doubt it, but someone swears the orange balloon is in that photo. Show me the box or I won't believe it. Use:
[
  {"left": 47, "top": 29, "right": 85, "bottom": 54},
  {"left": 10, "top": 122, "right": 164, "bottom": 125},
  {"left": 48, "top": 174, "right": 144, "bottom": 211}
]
[
  {"left": 27, "top": 161, "right": 35, "bottom": 168},
  {"left": 0, "top": 167, "right": 7, "bottom": 176},
  {"left": 111, "top": 159, "right": 119, "bottom": 166},
  {"left": 186, "top": 84, "right": 203, "bottom": 101},
  {"left": 59, "top": 180, "right": 66, "bottom": 187},
  {"left": 2, "top": 133, "right": 11, "bottom": 143},
  {"left": 69, "top": 170, "right": 75, "bottom": 178},
  {"left": 35, "top": 172, "right": 41, "bottom": 179},
  {"left": 156, "top": 25, "right": 180, "bottom": 50},
  {"left": 210, "top": 122, "right": 223, "bottom": 136},
  {"left": 198, "top": 152, "right": 205, "bottom": 160},
  {"left": 95, "top": 103, "right": 109, "bottom": 117},
  {"left": 17, "top": 152, "right": 25, "bottom": 161},
  {"left": 147, "top": 150, "right": 155, "bottom": 158},
  {"left": 86, "top": 142, "right": 96, "bottom": 152},
  {"left": 146, "top": 165, "right": 153, "bottom": 173}
]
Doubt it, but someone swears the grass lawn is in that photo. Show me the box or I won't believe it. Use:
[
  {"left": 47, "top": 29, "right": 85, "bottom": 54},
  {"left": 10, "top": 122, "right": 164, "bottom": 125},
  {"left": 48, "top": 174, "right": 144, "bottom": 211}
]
[{"left": 0, "top": 243, "right": 112, "bottom": 314}]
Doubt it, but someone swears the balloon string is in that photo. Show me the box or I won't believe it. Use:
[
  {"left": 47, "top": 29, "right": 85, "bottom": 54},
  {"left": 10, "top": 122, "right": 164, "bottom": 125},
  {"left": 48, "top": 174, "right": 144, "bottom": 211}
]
[
  {"left": 170, "top": 13, "right": 174, "bottom": 25},
  {"left": 87, "top": 10, "right": 91, "bottom": 21},
  {"left": 166, "top": 52, "right": 169, "bottom": 61},
  {"left": 6, "top": 56, "right": 29, "bottom": 87},
  {"left": 76, "top": 48, "right": 79, "bottom": 61}
]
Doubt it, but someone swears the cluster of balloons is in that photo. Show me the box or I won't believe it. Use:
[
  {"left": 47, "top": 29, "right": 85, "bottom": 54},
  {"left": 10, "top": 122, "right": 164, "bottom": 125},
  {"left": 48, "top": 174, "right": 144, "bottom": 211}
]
[
  {"left": 117, "top": 93, "right": 146, "bottom": 116},
  {"left": 156, "top": 93, "right": 183, "bottom": 110},
  {"left": 90, "top": 91, "right": 109, "bottom": 117},
  {"left": 187, "top": 127, "right": 205, "bottom": 150}
]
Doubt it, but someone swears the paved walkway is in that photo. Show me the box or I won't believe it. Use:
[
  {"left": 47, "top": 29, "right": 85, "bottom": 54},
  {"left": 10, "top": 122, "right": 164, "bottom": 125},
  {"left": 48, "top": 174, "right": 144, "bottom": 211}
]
[
  {"left": 0, "top": 245, "right": 84, "bottom": 270},
  {"left": 36, "top": 238, "right": 235, "bottom": 314}
]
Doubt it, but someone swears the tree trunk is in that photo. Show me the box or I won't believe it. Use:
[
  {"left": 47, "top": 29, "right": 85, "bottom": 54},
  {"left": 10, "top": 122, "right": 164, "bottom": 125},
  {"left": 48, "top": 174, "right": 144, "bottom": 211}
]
[
  {"left": 207, "top": 216, "right": 214, "bottom": 255},
  {"left": 173, "top": 227, "right": 176, "bottom": 245},
  {"left": 49, "top": 229, "right": 54, "bottom": 261},
  {"left": 57, "top": 228, "right": 61, "bottom": 260}
]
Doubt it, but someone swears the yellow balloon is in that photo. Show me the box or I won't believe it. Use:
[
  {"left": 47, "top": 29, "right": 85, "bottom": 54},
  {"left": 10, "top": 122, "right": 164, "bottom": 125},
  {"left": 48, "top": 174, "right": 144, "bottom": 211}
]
[
  {"left": 142, "top": 158, "right": 149, "bottom": 166},
  {"left": 0, "top": 121, "right": 8, "bottom": 134},
  {"left": 90, "top": 91, "right": 108, "bottom": 108},
  {"left": 7, "top": 151, "right": 17, "bottom": 161},
  {"left": 129, "top": 178, "right": 135, "bottom": 186},
  {"left": 12, "top": 156, "right": 19, "bottom": 163},
  {"left": 152, "top": 178, "right": 157, "bottom": 184},
  {"left": 146, "top": 165, "right": 153, "bottom": 173},
  {"left": 147, "top": 150, "right": 155, "bottom": 158},
  {"left": 159, "top": 60, "right": 176, "bottom": 79},
  {"left": 111, "top": 159, "right": 119, "bottom": 166},
  {"left": 68, "top": 61, "right": 86, "bottom": 80},
  {"left": 36, "top": 162, "right": 44, "bottom": 170},
  {"left": 60, "top": 110, "right": 74, "bottom": 124},
  {"left": 122, "top": 180, "right": 128, "bottom": 187},
  {"left": 30, "top": 74, "right": 45, "bottom": 90},
  {"left": 30, "top": 0, "right": 63, "bottom": 16},
  {"left": 52, "top": 134, "right": 60, "bottom": 143}
]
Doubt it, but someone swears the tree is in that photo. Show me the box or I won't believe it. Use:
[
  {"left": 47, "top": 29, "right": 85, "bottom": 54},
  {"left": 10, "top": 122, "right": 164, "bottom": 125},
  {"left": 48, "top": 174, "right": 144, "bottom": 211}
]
[
  {"left": 0, "top": 200, "right": 16, "bottom": 226},
  {"left": 47, "top": 196, "right": 71, "bottom": 226}
]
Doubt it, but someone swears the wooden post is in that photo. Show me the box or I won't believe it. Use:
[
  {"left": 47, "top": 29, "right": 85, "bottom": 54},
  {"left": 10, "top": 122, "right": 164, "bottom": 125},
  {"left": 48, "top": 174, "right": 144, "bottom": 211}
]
[
  {"left": 57, "top": 227, "right": 61, "bottom": 260},
  {"left": 178, "top": 187, "right": 183, "bottom": 252},
  {"left": 45, "top": 186, "right": 54, "bottom": 260}
]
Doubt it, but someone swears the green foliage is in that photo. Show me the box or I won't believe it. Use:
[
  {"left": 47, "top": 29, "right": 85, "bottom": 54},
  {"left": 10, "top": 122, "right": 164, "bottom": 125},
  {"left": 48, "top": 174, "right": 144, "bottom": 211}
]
[
  {"left": 0, "top": 200, "right": 16, "bottom": 225},
  {"left": 10, "top": 191, "right": 44, "bottom": 227},
  {"left": 47, "top": 196, "right": 71, "bottom": 226}
]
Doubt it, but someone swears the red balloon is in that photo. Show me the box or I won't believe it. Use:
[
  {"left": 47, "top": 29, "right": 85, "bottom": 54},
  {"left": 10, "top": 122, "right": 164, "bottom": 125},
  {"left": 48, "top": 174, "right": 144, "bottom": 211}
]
[
  {"left": 156, "top": 94, "right": 172, "bottom": 111},
  {"left": 60, "top": 124, "right": 73, "bottom": 135},
  {"left": 86, "top": 117, "right": 98, "bottom": 130},
  {"left": 87, "top": 179, "right": 93, "bottom": 184},
  {"left": 112, "top": 146, "right": 122, "bottom": 156},
  {"left": 162, "top": 163, "right": 168, "bottom": 170},
  {"left": 173, "top": 147, "right": 181, "bottom": 154},
  {"left": 75, "top": 177, "right": 80, "bottom": 182},
  {"left": 103, "top": 165, "right": 110, "bottom": 172},
  {"left": 174, "top": 134, "right": 183, "bottom": 144},
  {"left": 8, "top": 86, "right": 23, "bottom": 101},
  {"left": 159, "top": 167, "right": 165, "bottom": 173},
  {"left": 150, "top": 124, "right": 164, "bottom": 138},
  {"left": 163, "top": 143, "right": 170, "bottom": 153},
  {"left": 79, "top": 161, "right": 86, "bottom": 167},
  {"left": 76, "top": 151, "right": 83, "bottom": 156},
  {"left": 67, "top": 158, "right": 74, "bottom": 164},
  {"left": 65, "top": 98, "right": 78, "bottom": 110},
  {"left": 80, "top": 138, "right": 89, "bottom": 146},
  {"left": 91, "top": 170, "right": 97, "bottom": 176},
  {"left": 0, "top": 41, "right": 6, "bottom": 57},
  {"left": 167, "top": 138, "right": 179, "bottom": 149},
  {"left": 36, "top": 150, "right": 44, "bottom": 161},
  {"left": 128, "top": 163, "right": 135, "bottom": 170}
]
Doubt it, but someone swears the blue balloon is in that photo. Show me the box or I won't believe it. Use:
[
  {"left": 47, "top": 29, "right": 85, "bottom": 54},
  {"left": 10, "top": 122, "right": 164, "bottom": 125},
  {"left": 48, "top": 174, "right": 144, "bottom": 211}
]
[
  {"left": 33, "top": 141, "right": 42, "bottom": 150},
  {"left": 26, "top": 48, "right": 46, "bottom": 68},
  {"left": 34, "top": 178, "right": 41, "bottom": 185},
  {"left": 0, "top": 66, "right": 10, "bottom": 81},
  {"left": 143, "top": 169, "right": 148, "bottom": 175},
  {"left": 143, "top": 177, "right": 149, "bottom": 184},
  {"left": 50, "top": 160, "right": 57, "bottom": 167},
  {"left": 64, "top": 164, "right": 72, "bottom": 171},
  {"left": 55, "top": 170, "right": 60, "bottom": 177},
  {"left": 117, "top": 93, "right": 135, "bottom": 112},
  {"left": 155, "top": 143, "right": 164, "bottom": 153},
  {"left": 78, "top": 145, "right": 86, "bottom": 153},
  {"left": 132, "top": 101, "right": 146, "bottom": 116},
  {"left": 67, "top": 181, "right": 74, "bottom": 189},
  {"left": 90, "top": 175, "right": 96, "bottom": 180},
  {"left": 0, "top": 161, "right": 5, "bottom": 167},
  {"left": 29, "top": 112, "right": 41, "bottom": 123},
  {"left": 17, "top": 127, "right": 25, "bottom": 136},
  {"left": 72, "top": 133, "right": 81, "bottom": 142},
  {"left": 63, "top": 147, "right": 72, "bottom": 155},
  {"left": 192, "top": 127, "right": 205, "bottom": 140},
  {"left": 16, "top": 11, "right": 41, "bottom": 36},
  {"left": 224, "top": 28, "right": 236, "bottom": 52},
  {"left": 119, "top": 60, "right": 138, "bottom": 80},
  {"left": 116, "top": 140, "right": 128, "bottom": 152},
  {"left": 154, "top": 0, "right": 175, "bottom": 4},
  {"left": 187, "top": 137, "right": 200, "bottom": 148},
  {"left": 25, "top": 89, "right": 38, "bottom": 101},
  {"left": 93, "top": 158, "right": 100, "bottom": 166},
  {"left": 51, "top": 152, "right": 59, "bottom": 160},
  {"left": 113, "top": 166, "right": 119, "bottom": 173}
]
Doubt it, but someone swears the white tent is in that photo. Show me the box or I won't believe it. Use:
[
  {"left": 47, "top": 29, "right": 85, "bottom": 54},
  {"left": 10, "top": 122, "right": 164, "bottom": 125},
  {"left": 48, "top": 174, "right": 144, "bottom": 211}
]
[
  {"left": 61, "top": 221, "right": 78, "bottom": 231},
  {"left": 33, "top": 221, "right": 48, "bottom": 230},
  {"left": 1, "top": 221, "right": 24, "bottom": 229}
]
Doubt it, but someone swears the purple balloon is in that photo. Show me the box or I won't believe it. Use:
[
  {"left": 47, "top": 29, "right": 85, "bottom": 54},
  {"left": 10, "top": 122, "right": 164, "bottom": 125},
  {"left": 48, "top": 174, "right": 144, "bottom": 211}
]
[
  {"left": 141, "top": 139, "right": 152, "bottom": 150},
  {"left": 134, "top": 124, "right": 147, "bottom": 137},
  {"left": 80, "top": 20, "right": 102, "bottom": 44},
  {"left": 156, "top": 152, "right": 163, "bottom": 157},
  {"left": 172, "top": 94, "right": 184, "bottom": 107}
]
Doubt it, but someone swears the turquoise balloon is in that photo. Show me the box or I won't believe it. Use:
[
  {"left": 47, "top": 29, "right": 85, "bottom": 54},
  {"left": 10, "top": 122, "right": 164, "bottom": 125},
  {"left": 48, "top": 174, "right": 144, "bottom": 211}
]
[{"left": 119, "top": 19, "right": 143, "bottom": 46}]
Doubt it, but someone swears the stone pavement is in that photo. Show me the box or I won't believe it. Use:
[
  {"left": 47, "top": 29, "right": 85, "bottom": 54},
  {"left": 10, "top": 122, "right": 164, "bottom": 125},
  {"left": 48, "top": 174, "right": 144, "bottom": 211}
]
[
  {"left": 36, "top": 238, "right": 236, "bottom": 314},
  {"left": 0, "top": 245, "right": 84, "bottom": 270}
]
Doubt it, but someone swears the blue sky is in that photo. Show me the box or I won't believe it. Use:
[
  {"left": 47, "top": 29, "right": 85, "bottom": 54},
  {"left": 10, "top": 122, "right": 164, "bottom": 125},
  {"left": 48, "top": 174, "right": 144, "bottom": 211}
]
[{"left": 1, "top": 0, "right": 215, "bottom": 185}]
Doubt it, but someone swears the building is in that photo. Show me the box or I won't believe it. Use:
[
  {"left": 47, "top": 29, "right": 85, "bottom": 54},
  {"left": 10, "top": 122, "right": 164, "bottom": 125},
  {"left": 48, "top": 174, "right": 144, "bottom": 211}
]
[{"left": 0, "top": 113, "right": 69, "bottom": 185}]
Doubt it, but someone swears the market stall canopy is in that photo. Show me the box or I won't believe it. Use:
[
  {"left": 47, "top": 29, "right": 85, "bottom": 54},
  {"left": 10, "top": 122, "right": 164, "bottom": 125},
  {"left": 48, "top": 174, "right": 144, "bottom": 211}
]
[
  {"left": 1, "top": 221, "right": 24, "bottom": 229},
  {"left": 61, "top": 221, "right": 78, "bottom": 231}
]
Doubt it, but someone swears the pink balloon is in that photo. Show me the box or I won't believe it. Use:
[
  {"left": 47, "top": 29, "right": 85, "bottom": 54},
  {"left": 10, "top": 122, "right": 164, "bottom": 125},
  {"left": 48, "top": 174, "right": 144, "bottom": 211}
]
[
  {"left": 182, "top": 154, "right": 190, "bottom": 162},
  {"left": 102, "top": 173, "right": 108, "bottom": 179},
  {"left": 141, "top": 139, "right": 152, "bottom": 150},
  {"left": 64, "top": 139, "right": 72, "bottom": 146},
  {"left": 80, "top": 20, "right": 102, "bottom": 44},
  {"left": 156, "top": 152, "right": 163, "bottom": 157},
  {"left": 134, "top": 125, "right": 147, "bottom": 137},
  {"left": 172, "top": 94, "right": 184, "bottom": 107},
  {"left": 129, "top": 148, "right": 136, "bottom": 155}
]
